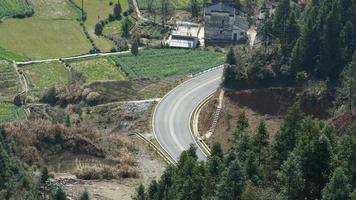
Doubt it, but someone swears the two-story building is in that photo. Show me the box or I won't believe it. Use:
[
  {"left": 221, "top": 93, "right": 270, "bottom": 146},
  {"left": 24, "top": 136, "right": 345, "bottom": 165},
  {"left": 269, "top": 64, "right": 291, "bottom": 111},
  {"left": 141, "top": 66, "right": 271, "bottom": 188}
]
[{"left": 204, "top": 2, "right": 248, "bottom": 42}]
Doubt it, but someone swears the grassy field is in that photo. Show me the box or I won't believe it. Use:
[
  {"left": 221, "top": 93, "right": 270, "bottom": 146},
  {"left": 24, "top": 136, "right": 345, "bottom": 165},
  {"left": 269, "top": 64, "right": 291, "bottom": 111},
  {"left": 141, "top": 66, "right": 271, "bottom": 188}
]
[
  {"left": 70, "top": 57, "right": 127, "bottom": 82},
  {"left": 0, "top": 46, "right": 27, "bottom": 61},
  {"left": 22, "top": 62, "right": 71, "bottom": 98},
  {"left": 0, "top": 0, "right": 32, "bottom": 18},
  {"left": 111, "top": 49, "right": 224, "bottom": 80},
  {"left": 73, "top": 0, "right": 128, "bottom": 51},
  {"left": 0, "top": 0, "right": 92, "bottom": 59},
  {"left": 0, "top": 60, "right": 21, "bottom": 101},
  {"left": 0, "top": 102, "right": 25, "bottom": 123}
]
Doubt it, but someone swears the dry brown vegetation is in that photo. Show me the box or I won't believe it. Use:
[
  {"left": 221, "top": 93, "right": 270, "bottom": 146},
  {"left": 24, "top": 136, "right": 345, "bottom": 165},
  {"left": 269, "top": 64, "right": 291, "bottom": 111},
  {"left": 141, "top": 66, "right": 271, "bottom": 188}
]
[{"left": 3, "top": 120, "right": 139, "bottom": 179}]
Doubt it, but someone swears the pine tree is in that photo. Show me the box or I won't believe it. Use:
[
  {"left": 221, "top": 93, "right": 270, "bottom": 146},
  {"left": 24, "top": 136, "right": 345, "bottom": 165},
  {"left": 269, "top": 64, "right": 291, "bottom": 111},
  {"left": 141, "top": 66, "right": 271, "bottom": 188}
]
[
  {"left": 322, "top": 167, "right": 351, "bottom": 200},
  {"left": 278, "top": 153, "right": 305, "bottom": 200},
  {"left": 254, "top": 120, "right": 269, "bottom": 165},
  {"left": 133, "top": 184, "right": 146, "bottom": 200},
  {"left": 65, "top": 115, "right": 71, "bottom": 128},
  {"left": 271, "top": 104, "right": 304, "bottom": 168},
  {"left": 94, "top": 22, "right": 103, "bottom": 35},
  {"left": 338, "top": 52, "right": 356, "bottom": 115},
  {"left": 113, "top": 3, "right": 122, "bottom": 20},
  {"left": 272, "top": 0, "right": 290, "bottom": 41},
  {"left": 285, "top": 11, "right": 300, "bottom": 53},
  {"left": 121, "top": 17, "right": 130, "bottom": 38},
  {"left": 318, "top": 2, "right": 342, "bottom": 80},
  {"left": 79, "top": 189, "right": 90, "bottom": 200},
  {"left": 217, "top": 159, "right": 246, "bottom": 200},
  {"left": 226, "top": 47, "right": 237, "bottom": 65},
  {"left": 147, "top": 180, "right": 158, "bottom": 200},
  {"left": 191, "top": 0, "right": 199, "bottom": 17},
  {"left": 131, "top": 36, "right": 139, "bottom": 56},
  {"left": 54, "top": 188, "right": 67, "bottom": 200},
  {"left": 40, "top": 167, "right": 49, "bottom": 184}
]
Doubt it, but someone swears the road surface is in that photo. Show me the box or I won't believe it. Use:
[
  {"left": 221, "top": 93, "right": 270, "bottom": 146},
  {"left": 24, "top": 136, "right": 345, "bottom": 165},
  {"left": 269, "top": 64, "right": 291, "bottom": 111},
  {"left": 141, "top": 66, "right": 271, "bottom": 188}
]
[{"left": 153, "top": 67, "right": 223, "bottom": 162}]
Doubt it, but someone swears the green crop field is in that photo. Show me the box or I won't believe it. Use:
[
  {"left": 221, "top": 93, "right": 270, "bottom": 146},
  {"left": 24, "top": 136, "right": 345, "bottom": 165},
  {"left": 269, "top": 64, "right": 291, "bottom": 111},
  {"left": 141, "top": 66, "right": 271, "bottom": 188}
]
[
  {"left": 0, "top": 0, "right": 92, "bottom": 59},
  {"left": 0, "top": 0, "right": 32, "bottom": 18},
  {"left": 0, "top": 102, "right": 25, "bottom": 123},
  {"left": 73, "top": 0, "right": 128, "bottom": 51},
  {"left": 23, "top": 62, "right": 71, "bottom": 98},
  {"left": 0, "top": 60, "right": 21, "bottom": 101},
  {"left": 70, "top": 57, "right": 127, "bottom": 82},
  {"left": 111, "top": 48, "right": 224, "bottom": 80}
]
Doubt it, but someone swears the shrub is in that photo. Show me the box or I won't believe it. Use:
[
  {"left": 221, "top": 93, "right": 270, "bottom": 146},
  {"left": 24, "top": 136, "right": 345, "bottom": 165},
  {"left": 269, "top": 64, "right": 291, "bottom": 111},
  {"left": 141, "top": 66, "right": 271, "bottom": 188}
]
[
  {"left": 108, "top": 14, "right": 115, "bottom": 22},
  {"left": 85, "top": 92, "right": 101, "bottom": 106}
]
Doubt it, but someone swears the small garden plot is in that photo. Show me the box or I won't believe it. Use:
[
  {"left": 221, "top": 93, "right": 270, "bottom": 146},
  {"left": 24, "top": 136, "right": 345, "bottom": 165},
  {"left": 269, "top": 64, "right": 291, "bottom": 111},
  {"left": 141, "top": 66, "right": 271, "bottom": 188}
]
[
  {"left": 70, "top": 57, "right": 127, "bottom": 82},
  {"left": 0, "top": 60, "right": 21, "bottom": 101},
  {"left": 22, "top": 62, "right": 70, "bottom": 98},
  {"left": 0, "top": 102, "right": 25, "bottom": 123},
  {"left": 111, "top": 48, "right": 224, "bottom": 80},
  {"left": 0, "top": 0, "right": 32, "bottom": 18}
]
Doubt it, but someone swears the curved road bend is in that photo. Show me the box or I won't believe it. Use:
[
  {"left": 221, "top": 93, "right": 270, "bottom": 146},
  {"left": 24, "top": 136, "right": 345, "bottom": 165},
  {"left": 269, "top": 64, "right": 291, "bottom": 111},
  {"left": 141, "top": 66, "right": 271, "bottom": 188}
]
[{"left": 153, "top": 67, "right": 224, "bottom": 162}]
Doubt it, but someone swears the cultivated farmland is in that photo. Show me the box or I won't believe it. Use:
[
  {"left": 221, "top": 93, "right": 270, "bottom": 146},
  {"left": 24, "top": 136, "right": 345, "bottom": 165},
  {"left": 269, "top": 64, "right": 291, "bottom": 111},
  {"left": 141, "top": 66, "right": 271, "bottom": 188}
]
[
  {"left": 0, "top": 102, "right": 25, "bottom": 123},
  {"left": 22, "top": 62, "right": 71, "bottom": 98},
  {"left": 111, "top": 48, "right": 224, "bottom": 80},
  {"left": 0, "top": 0, "right": 32, "bottom": 19},
  {"left": 0, "top": 0, "right": 92, "bottom": 59},
  {"left": 0, "top": 60, "right": 21, "bottom": 101},
  {"left": 70, "top": 57, "right": 127, "bottom": 82},
  {"left": 0, "top": 46, "right": 27, "bottom": 62}
]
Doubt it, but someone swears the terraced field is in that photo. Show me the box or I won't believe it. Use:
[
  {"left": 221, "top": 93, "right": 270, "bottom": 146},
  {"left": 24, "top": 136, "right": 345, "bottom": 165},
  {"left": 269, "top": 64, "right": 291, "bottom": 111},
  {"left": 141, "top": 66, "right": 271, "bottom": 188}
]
[
  {"left": 0, "top": 60, "right": 21, "bottom": 101},
  {"left": 111, "top": 48, "right": 224, "bottom": 80},
  {"left": 70, "top": 57, "right": 127, "bottom": 82},
  {"left": 0, "top": 0, "right": 32, "bottom": 18},
  {"left": 22, "top": 62, "right": 71, "bottom": 98}
]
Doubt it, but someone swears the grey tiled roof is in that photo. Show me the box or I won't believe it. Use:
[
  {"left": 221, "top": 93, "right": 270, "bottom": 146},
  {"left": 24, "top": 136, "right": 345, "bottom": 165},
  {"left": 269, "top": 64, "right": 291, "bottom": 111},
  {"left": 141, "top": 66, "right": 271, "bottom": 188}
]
[{"left": 205, "top": 2, "right": 235, "bottom": 16}]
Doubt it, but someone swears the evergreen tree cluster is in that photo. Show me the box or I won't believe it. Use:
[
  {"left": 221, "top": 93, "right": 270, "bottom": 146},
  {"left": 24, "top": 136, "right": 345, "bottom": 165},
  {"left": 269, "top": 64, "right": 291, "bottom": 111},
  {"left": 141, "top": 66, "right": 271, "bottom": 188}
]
[
  {"left": 225, "top": 0, "right": 356, "bottom": 89},
  {"left": 134, "top": 105, "right": 356, "bottom": 200}
]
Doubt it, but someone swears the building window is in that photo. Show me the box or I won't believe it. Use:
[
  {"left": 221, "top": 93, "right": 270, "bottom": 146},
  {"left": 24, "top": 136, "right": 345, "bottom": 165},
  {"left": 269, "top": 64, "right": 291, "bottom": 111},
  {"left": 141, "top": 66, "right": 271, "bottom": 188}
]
[{"left": 220, "top": 30, "right": 223, "bottom": 34}]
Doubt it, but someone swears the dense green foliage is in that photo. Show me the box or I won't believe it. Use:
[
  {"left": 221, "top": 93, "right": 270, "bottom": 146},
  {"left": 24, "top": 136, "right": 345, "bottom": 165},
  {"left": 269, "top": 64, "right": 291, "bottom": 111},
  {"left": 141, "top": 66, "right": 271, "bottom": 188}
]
[
  {"left": 224, "top": 0, "right": 356, "bottom": 89},
  {"left": 0, "top": 0, "right": 33, "bottom": 18},
  {"left": 134, "top": 105, "right": 356, "bottom": 200},
  {"left": 111, "top": 48, "right": 224, "bottom": 80},
  {"left": 0, "top": 127, "right": 37, "bottom": 199}
]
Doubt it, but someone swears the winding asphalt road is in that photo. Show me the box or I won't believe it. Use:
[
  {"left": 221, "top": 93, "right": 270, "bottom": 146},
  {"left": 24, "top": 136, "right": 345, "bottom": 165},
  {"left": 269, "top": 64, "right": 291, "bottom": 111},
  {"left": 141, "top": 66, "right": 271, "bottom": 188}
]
[{"left": 153, "top": 67, "right": 224, "bottom": 162}]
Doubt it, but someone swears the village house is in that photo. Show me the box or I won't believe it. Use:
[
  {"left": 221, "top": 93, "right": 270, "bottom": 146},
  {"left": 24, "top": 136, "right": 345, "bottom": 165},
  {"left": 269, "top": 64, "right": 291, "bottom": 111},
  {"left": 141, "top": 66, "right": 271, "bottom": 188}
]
[{"left": 204, "top": 2, "right": 248, "bottom": 42}]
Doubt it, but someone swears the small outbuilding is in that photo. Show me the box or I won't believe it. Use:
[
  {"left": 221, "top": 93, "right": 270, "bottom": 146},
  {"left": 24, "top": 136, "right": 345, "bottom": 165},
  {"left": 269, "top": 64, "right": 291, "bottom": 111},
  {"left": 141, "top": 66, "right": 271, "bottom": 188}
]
[{"left": 168, "top": 21, "right": 200, "bottom": 48}]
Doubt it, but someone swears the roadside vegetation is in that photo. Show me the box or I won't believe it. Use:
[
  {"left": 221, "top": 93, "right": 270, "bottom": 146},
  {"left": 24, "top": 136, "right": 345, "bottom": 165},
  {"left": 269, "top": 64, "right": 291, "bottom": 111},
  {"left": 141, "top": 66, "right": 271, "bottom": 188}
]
[
  {"left": 112, "top": 48, "right": 224, "bottom": 80},
  {"left": 22, "top": 62, "right": 70, "bottom": 98},
  {"left": 70, "top": 57, "right": 127, "bottom": 82},
  {"left": 0, "top": 102, "right": 25, "bottom": 123}
]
